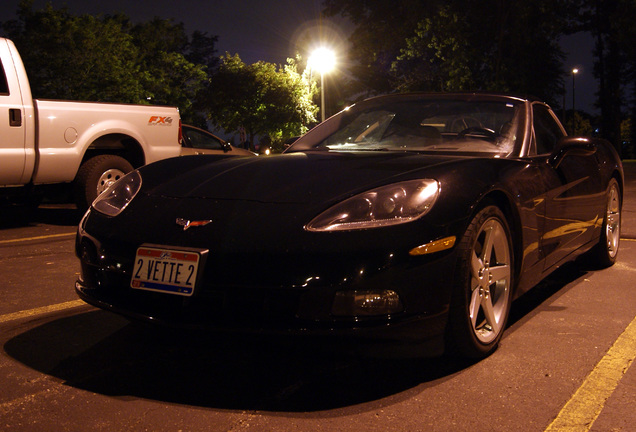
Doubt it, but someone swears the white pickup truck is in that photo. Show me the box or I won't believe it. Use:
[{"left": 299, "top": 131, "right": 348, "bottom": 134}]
[{"left": 0, "top": 37, "right": 182, "bottom": 210}]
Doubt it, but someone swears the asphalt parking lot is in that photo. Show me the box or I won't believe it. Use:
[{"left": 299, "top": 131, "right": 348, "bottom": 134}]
[
  {"left": 622, "top": 162, "right": 636, "bottom": 237},
  {"left": 0, "top": 163, "right": 634, "bottom": 431}
]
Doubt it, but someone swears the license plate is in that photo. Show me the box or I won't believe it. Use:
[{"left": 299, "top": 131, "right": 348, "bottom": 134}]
[{"left": 131, "top": 246, "right": 200, "bottom": 296}]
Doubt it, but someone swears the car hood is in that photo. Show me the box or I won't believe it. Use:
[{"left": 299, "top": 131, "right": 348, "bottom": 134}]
[
  {"left": 140, "top": 151, "right": 461, "bottom": 204},
  {"left": 90, "top": 151, "right": 500, "bottom": 277}
]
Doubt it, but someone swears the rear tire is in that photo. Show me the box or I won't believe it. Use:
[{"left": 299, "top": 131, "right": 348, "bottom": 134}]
[
  {"left": 447, "top": 206, "right": 514, "bottom": 358},
  {"left": 585, "top": 178, "right": 621, "bottom": 269},
  {"left": 74, "top": 155, "right": 133, "bottom": 211}
]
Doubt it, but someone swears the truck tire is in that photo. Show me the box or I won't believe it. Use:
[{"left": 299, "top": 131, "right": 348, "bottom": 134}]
[{"left": 74, "top": 154, "right": 134, "bottom": 211}]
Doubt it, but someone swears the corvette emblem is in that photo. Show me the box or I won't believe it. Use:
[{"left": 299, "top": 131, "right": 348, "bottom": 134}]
[{"left": 176, "top": 218, "right": 212, "bottom": 231}]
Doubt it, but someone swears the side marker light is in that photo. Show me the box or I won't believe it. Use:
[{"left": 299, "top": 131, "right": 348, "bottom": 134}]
[{"left": 409, "top": 236, "right": 456, "bottom": 256}]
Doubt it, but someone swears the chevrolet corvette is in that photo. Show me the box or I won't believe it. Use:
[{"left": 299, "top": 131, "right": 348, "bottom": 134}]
[{"left": 75, "top": 93, "right": 623, "bottom": 358}]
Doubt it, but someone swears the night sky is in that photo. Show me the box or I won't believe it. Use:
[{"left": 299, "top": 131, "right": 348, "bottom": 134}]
[
  {"left": 0, "top": 0, "right": 596, "bottom": 114},
  {"left": 0, "top": 0, "right": 346, "bottom": 64}
]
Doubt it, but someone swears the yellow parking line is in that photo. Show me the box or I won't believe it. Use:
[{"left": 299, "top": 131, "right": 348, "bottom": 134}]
[
  {"left": 545, "top": 316, "right": 636, "bottom": 431},
  {"left": 0, "top": 300, "right": 87, "bottom": 324},
  {"left": 0, "top": 232, "right": 75, "bottom": 245}
]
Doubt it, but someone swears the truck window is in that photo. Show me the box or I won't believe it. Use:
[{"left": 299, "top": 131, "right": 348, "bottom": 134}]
[{"left": 0, "top": 60, "right": 9, "bottom": 95}]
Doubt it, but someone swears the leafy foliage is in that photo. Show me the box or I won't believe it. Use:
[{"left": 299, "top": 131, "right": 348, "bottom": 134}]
[
  {"left": 577, "top": 0, "right": 636, "bottom": 153},
  {"left": 129, "top": 18, "right": 208, "bottom": 121},
  {"left": 326, "top": 0, "right": 567, "bottom": 107},
  {"left": 324, "top": 0, "right": 636, "bottom": 151},
  {"left": 4, "top": 0, "right": 635, "bottom": 152},
  {"left": 566, "top": 111, "right": 594, "bottom": 137},
  {"left": 392, "top": 6, "right": 474, "bottom": 93},
  {"left": 3, "top": 2, "right": 144, "bottom": 102},
  {"left": 1, "top": 1, "right": 317, "bottom": 142},
  {"left": 205, "top": 54, "right": 318, "bottom": 146},
  {"left": 1, "top": 0, "right": 208, "bottom": 124},
  {"left": 323, "top": 0, "right": 434, "bottom": 96}
]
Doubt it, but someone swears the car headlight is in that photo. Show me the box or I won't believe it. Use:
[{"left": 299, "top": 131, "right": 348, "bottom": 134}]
[
  {"left": 92, "top": 170, "right": 142, "bottom": 217},
  {"left": 305, "top": 179, "right": 439, "bottom": 231}
]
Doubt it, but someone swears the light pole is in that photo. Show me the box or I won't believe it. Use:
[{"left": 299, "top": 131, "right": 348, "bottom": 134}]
[
  {"left": 570, "top": 68, "right": 579, "bottom": 134},
  {"left": 309, "top": 47, "right": 336, "bottom": 122},
  {"left": 572, "top": 68, "right": 579, "bottom": 115}
]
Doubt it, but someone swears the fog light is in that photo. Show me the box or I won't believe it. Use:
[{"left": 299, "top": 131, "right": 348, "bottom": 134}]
[{"left": 331, "top": 289, "right": 403, "bottom": 317}]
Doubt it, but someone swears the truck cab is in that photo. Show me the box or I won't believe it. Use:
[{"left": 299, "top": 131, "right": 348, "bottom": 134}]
[
  {"left": 0, "top": 37, "right": 182, "bottom": 210},
  {"left": 0, "top": 37, "right": 35, "bottom": 186}
]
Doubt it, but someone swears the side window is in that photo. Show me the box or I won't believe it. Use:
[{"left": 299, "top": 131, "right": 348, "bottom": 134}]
[
  {"left": 533, "top": 104, "right": 565, "bottom": 155},
  {"left": 185, "top": 128, "right": 224, "bottom": 150},
  {"left": 0, "top": 59, "right": 9, "bottom": 95}
]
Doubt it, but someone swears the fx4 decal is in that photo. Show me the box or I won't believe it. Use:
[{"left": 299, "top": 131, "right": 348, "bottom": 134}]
[{"left": 148, "top": 116, "right": 174, "bottom": 125}]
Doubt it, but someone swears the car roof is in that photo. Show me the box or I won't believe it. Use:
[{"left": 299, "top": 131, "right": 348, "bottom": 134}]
[{"left": 357, "top": 92, "right": 538, "bottom": 106}]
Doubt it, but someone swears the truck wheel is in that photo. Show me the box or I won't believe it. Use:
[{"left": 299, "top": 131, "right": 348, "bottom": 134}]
[{"left": 75, "top": 155, "right": 133, "bottom": 211}]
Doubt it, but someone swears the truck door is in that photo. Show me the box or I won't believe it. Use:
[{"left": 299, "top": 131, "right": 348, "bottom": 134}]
[{"left": 0, "top": 39, "right": 28, "bottom": 185}]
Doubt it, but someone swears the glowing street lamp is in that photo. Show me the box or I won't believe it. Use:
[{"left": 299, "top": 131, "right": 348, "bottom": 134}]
[{"left": 309, "top": 47, "right": 336, "bottom": 122}]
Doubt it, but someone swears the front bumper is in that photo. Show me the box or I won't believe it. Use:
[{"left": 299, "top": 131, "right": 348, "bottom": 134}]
[
  {"left": 76, "top": 258, "right": 455, "bottom": 357},
  {"left": 75, "top": 203, "right": 460, "bottom": 356},
  {"left": 75, "top": 275, "right": 448, "bottom": 352}
]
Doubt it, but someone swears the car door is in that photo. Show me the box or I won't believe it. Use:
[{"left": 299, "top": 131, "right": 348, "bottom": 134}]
[
  {"left": 532, "top": 104, "right": 604, "bottom": 269},
  {"left": 0, "top": 43, "right": 28, "bottom": 185}
]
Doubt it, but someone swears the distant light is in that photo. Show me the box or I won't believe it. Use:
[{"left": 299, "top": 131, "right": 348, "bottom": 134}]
[{"left": 572, "top": 68, "right": 579, "bottom": 74}]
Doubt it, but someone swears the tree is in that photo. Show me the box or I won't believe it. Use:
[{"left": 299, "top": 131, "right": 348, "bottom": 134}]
[
  {"left": 185, "top": 30, "right": 220, "bottom": 73},
  {"left": 391, "top": 1, "right": 567, "bottom": 105},
  {"left": 205, "top": 54, "right": 318, "bottom": 149},
  {"left": 600, "top": 0, "right": 636, "bottom": 156},
  {"left": 182, "top": 31, "right": 220, "bottom": 128},
  {"left": 620, "top": 118, "right": 632, "bottom": 158},
  {"left": 391, "top": 5, "right": 474, "bottom": 92},
  {"left": 323, "top": 0, "right": 436, "bottom": 96},
  {"left": 566, "top": 111, "right": 594, "bottom": 136},
  {"left": 130, "top": 18, "right": 208, "bottom": 122},
  {"left": 1, "top": 0, "right": 209, "bottom": 124},
  {"left": 2, "top": 1, "right": 145, "bottom": 102},
  {"left": 577, "top": 0, "right": 626, "bottom": 153},
  {"left": 325, "top": 0, "right": 569, "bottom": 108}
]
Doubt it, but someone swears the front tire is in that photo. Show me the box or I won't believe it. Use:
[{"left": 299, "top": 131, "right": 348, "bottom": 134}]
[
  {"left": 448, "top": 206, "right": 514, "bottom": 358},
  {"left": 74, "top": 155, "right": 133, "bottom": 211}
]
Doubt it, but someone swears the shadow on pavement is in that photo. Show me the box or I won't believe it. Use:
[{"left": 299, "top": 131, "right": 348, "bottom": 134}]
[
  {"left": 4, "top": 310, "right": 476, "bottom": 412},
  {"left": 508, "top": 261, "right": 588, "bottom": 327},
  {"left": 3, "top": 264, "right": 589, "bottom": 412}
]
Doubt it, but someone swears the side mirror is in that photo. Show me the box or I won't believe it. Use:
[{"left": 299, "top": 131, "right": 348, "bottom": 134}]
[{"left": 549, "top": 137, "right": 597, "bottom": 168}]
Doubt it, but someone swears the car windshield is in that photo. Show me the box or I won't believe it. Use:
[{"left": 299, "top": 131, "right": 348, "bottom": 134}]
[{"left": 294, "top": 97, "right": 524, "bottom": 155}]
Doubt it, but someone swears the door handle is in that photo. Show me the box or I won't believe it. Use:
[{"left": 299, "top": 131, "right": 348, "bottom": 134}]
[{"left": 9, "top": 108, "right": 22, "bottom": 127}]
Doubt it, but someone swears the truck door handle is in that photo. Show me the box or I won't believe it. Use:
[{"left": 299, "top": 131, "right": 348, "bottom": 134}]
[{"left": 9, "top": 108, "right": 22, "bottom": 127}]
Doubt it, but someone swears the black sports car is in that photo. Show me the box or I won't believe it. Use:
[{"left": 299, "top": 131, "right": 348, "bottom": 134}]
[{"left": 75, "top": 93, "right": 623, "bottom": 358}]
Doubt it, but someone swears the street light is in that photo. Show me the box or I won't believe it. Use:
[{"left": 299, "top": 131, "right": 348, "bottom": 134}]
[
  {"left": 309, "top": 47, "right": 336, "bottom": 122},
  {"left": 572, "top": 68, "right": 579, "bottom": 114}
]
